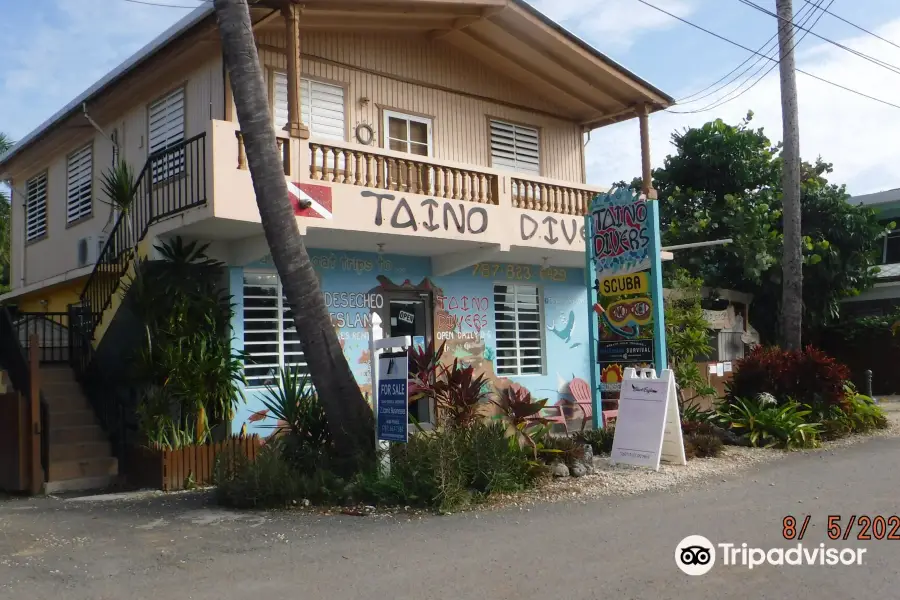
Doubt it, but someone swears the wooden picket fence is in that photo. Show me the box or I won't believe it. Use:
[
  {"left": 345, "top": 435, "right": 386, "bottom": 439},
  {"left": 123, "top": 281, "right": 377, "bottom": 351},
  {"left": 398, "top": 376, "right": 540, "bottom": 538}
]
[{"left": 127, "top": 435, "right": 261, "bottom": 492}]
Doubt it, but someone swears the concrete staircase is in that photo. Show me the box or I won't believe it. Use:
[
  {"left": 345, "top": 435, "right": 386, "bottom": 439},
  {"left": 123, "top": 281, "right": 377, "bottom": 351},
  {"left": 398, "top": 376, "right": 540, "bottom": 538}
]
[{"left": 40, "top": 365, "right": 118, "bottom": 493}]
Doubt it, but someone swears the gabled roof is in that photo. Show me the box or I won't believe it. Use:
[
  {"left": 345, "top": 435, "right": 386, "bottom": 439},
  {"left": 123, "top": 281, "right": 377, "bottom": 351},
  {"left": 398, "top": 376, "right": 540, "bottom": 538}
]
[{"left": 0, "top": 0, "right": 673, "bottom": 169}]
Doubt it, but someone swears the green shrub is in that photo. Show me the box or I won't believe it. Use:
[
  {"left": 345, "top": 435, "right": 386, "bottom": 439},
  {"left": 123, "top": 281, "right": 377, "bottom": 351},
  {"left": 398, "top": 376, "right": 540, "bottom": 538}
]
[
  {"left": 681, "top": 421, "right": 717, "bottom": 437},
  {"left": 573, "top": 427, "right": 615, "bottom": 455},
  {"left": 719, "top": 398, "right": 821, "bottom": 449},
  {"left": 844, "top": 388, "right": 888, "bottom": 433},
  {"left": 681, "top": 402, "right": 715, "bottom": 424},
  {"left": 684, "top": 433, "right": 724, "bottom": 459},
  {"left": 354, "top": 422, "right": 536, "bottom": 512},
  {"left": 539, "top": 434, "right": 586, "bottom": 466},
  {"left": 259, "top": 368, "right": 333, "bottom": 472},
  {"left": 213, "top": 442, "right": 348, "bottom": 509}
]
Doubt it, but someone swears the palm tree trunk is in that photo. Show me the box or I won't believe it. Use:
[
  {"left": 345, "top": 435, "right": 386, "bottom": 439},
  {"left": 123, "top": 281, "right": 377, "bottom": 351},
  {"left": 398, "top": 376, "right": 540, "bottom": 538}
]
[{"left": 213, "top": 0, "right": 374, "bottom": 465}]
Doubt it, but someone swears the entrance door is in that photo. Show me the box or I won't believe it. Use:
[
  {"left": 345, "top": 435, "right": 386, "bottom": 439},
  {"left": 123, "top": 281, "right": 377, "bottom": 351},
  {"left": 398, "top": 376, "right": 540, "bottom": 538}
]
[{"left": 385, "top": 293, "right": 433, "bottom": 424}]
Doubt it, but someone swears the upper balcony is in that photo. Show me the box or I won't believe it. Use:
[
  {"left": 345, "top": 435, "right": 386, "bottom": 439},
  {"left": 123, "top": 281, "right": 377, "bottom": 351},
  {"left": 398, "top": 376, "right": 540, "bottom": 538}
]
[{"left": 170, "top": 119, "right": 606, "bottom": 270}]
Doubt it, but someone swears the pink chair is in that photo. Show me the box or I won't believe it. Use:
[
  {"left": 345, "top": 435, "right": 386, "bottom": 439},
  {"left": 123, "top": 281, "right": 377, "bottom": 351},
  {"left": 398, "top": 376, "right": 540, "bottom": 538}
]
[{"left": 568, "top": 377, "right": 618, "bottom": 429}]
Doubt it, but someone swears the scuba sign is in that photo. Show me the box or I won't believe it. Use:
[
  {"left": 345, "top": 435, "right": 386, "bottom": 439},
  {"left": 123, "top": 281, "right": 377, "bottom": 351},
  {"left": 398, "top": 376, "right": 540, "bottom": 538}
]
[{"left": 594, "top": 297, "right": 653, "bottom": 339}]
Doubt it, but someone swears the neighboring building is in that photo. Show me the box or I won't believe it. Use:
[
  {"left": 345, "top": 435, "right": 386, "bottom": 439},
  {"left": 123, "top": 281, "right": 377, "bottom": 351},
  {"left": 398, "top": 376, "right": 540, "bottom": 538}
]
[
  {"left": 0, "top": 0, "right": 673, "bottom": 451},
  {"left": 843, "top": 188, "right": 900, "bottom": 317}
]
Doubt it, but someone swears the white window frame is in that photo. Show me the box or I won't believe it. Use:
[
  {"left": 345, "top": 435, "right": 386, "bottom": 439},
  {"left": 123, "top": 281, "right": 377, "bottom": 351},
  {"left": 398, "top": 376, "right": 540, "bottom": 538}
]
[
  {"left": 382, "top": 110, "right": 433, "bottom": 156},
  {"left": 489, "top": 119, "right": 541, "bottom": 174},
  {"left": 493, "top": 283, "right": 546, "bottom": 377},
  {"left": 242, "top": 271, "right": 307, "bottom": 388},
  {"left": 148, "top": 87, "right": 186, "bottom": 183},
  {"left": 25, "top": 171, "right": 48, "bottom": 242},
  {"left": 66, "top": 144, "right": 93, "bottom": 224}
]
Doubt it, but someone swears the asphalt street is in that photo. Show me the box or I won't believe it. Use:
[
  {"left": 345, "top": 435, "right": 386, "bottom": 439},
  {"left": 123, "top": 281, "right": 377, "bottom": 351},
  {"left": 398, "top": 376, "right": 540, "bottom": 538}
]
[{"left": 1, "top": 436, "right": 899, "bottom": 600}]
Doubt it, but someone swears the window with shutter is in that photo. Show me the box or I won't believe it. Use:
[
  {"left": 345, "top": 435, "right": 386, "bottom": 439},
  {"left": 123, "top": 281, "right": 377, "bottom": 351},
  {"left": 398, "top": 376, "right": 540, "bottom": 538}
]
[
  {"left": 493, "top": 283, "right": 545, "bottom": 376},
  {"left": 148, "top": 88, "right": 185, "bottom": 182},
  {"left": 242, "top": 272, "right": 307, "bottom": 388},
  {"left": 271, "top": 73, "right": 345, "bottom": 140},
  {"left": 25, "top": 172, "right": 48, "bottom": 242},
  {"left": 490, "top": 120, "right": 540, "bottom": 174},
  {"left": 66, "top": 145, "right": 93, "bottom": 223}
]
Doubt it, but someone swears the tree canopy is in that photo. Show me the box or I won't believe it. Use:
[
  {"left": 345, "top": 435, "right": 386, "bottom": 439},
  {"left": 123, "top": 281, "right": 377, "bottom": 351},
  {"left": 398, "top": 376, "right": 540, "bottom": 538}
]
[
  {"left": 0, "top": 133, "right": 12, "bottom": 294},
  {"left": 627, "top": 113, "right": 891, "bottom": 343}
]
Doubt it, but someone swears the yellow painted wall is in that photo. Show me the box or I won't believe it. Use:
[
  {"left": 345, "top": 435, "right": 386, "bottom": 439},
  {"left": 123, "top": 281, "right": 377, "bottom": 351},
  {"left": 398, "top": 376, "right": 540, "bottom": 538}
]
[{"left": 16, "top": 277, "right": 87, "bottom": 314}]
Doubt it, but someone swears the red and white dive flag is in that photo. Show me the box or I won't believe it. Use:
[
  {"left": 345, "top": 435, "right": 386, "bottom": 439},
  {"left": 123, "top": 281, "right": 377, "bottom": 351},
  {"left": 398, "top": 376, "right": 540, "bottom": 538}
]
[{"left": 288, "top": 182, "right": 333, "bottom": 219}]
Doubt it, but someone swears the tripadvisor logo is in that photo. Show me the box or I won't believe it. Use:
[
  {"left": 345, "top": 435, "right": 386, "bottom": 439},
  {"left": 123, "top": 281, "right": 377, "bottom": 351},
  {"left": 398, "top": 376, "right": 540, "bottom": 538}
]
[{"left": 675, "top": 535, "right": 867, "bottom": 575}]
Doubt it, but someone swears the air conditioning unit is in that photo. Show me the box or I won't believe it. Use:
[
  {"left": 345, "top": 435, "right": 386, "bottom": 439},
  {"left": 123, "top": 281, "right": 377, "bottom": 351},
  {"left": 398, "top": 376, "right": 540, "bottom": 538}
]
[{"left": 77, "top": 234, "right": 109, "bottom": 268}]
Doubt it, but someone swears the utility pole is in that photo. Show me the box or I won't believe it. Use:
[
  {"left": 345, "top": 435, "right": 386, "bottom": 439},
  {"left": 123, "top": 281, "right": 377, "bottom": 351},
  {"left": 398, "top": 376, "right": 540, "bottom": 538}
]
[{"left": 776, "top": 0, "right": 803, "bottom": 350}]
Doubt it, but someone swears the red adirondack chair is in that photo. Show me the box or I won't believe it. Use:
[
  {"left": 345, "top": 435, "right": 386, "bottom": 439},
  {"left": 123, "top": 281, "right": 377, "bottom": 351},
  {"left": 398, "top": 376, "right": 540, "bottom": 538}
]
[{"left": 567, "top": 377, "right": 617, "bottom": 429}]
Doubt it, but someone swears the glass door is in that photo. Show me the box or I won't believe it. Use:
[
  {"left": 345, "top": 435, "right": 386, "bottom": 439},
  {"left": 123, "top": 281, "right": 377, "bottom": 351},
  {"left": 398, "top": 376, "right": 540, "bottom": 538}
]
[{"left": 386, "top": 295, "right": 433, "bottom": 424}]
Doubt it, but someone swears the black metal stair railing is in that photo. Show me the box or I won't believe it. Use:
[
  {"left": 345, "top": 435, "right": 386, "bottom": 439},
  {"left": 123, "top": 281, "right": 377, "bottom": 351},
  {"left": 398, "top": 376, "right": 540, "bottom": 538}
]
[{"left": 78, "top": 133, "right": 208, "bottom": 343}]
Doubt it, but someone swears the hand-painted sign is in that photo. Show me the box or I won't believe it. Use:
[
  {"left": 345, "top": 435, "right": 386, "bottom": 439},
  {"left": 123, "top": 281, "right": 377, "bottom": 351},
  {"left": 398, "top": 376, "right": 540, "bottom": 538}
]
[
  {"left": 600, "top": 363, "right": 624, "bottom": 393},
  {"left": 606, "top": 297, "right": 653, "bottom": 329},
  {"left": 600, "top": 272, "right": 649, "bottom": 297},
  {"left": 290, "top": 182, "right": 333, "bottom": 219},
  {"left": 590, "top": 188, "right": 651, "bottom": 276},
  {"left": 597, "top": 339, "right": 654, "bottom": 364}
]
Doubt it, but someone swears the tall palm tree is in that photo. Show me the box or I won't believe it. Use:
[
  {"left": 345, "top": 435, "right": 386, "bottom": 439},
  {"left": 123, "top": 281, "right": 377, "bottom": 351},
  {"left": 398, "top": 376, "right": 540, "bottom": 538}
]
[{"left": 213, "top": 0, "right": 374, "bottom": 465}]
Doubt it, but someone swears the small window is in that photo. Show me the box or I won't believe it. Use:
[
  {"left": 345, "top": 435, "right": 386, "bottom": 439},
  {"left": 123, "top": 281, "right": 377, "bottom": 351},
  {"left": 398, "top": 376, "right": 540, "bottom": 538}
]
[
  {"left": 25, "top": 172, "right": 48, "bottom": 242},
  {"left": 884, "top": 230, "right": 900, "bottom": 264},
  {"left": 271, "top": 73, "right": 346, "bottom": 140},
  {"left": 490, "top": 119, "right": 540, "bottom": 174},
  {"left": 494, "top": 283, "right": 544, "bottom": 376},
  {"left": 66, "top": 145, "right": 93, "bottom": 223},
  {"left": 148, "top": 87, "right": 185, "bottom": 182},
  {"left": 383, "top": 110, "right": 432, "bottom": 157},
  {"left": 242, "top": 272, "right": 307, "bottom": 388}
]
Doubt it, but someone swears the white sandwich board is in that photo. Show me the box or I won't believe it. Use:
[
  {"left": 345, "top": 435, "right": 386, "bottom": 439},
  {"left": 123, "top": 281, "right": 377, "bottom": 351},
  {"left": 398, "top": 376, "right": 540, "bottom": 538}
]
[{"left": 610, "top": 368, "right": 687, "bottom": 470}]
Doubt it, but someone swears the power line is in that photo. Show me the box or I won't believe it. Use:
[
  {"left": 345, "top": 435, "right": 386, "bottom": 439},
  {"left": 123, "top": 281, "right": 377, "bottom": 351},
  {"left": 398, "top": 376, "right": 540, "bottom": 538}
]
[
  {"left": 632, "top": 0, "right": 900, "bottom": 111},
  {"left": 738, "top": 0, "right": 900, "bottom": 76},
  {"left": 801, "top": 0, "right": 900, "bottom": 51},
  {"left": 670, "top": 0, "right": 832, "bottom": 114},
  {"left": 675, "top": 0, "right": 818, "bottom": 107},
  {"left": 121, "top": 0, "right": 210, "bottom": 8}
]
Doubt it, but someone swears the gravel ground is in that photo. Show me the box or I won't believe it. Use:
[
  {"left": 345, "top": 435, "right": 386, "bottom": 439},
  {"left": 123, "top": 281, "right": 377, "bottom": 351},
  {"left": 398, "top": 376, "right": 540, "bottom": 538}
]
[{"left": 497, "top": 411, "right": 900, "bottom": 506}]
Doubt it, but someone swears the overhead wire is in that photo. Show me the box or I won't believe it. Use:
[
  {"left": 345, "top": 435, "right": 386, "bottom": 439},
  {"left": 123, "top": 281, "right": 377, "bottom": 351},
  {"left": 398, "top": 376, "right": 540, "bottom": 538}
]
[
  {"left": 800, "top": 0, "right": 900, "bottom": 51},
  {"left": 631, "top": 0, "right": 900, "bottom": 112},
  {"left": 669, "top": 0, "right": 832, "bottom": 114},
  {"left": 675, "top": 0, "right": 818, "bottom": 106}
]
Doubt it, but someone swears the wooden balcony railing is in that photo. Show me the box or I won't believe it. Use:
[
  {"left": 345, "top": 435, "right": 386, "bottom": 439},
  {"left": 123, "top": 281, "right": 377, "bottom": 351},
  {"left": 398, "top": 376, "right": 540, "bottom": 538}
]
[
  {"left": 229, "top": 124, "right": 604, "bottom": 216},
  {"left": 511, "top": 177, "right": 594, "bottom": 216},
  {"left": 309, "top": 141, "right": 499, "bottom": 205}
]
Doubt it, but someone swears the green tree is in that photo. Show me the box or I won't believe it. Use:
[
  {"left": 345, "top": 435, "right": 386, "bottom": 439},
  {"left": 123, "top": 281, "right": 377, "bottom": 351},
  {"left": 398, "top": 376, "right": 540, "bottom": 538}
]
[
  {"left": 0, "top": 133, "right": 13, "bottom": 294},
  {"left": 636, "top": 114, "right": 891, "bottom": 343},
  {"left": 664, "top": 269, "right": 714, "bottom": 406}
]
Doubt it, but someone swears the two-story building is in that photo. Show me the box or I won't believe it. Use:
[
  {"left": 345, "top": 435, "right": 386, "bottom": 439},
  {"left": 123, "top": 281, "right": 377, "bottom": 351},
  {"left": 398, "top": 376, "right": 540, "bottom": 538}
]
[{"left": 0, "top": 0, "right": 672, "bottom": 488}]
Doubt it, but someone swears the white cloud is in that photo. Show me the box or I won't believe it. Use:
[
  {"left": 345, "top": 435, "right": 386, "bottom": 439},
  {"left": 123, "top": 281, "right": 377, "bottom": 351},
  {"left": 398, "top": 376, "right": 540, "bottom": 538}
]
[
  {"left": 586, "top": 19, "right": 900, "bottom": 196},
  {"left": 528, "top": 0, "right": 698, "bottom": 50},
  {"left": 0, "top": 0, "right": 193, "bottom": 141}
]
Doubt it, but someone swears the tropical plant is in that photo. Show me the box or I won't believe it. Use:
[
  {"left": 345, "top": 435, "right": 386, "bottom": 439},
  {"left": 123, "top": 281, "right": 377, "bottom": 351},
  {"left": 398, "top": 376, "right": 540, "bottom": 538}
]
[
  {"left": 433, "top": 361, "right": 489, "bottom": 428},
  {"left": 573, "top": 427, "right": 616, "bottom": 455},
  {"left": 664, "top": 269, "right": 714, "bottom": 405},
  {"left": 492, "top": 384, "right": 550, "bottom": 456},
  {"left": 684, "top": 433, "right": 724, "bottom": 459},
  {"left": 538, "top": 434, "right": 585, "bottom": 466},
  {"left": 259, "top": 368, "right": 332, "bottom": 472},
  {"left": 725, "top": 345, "right": 850, "bottom": 411},
  {"left": 215, "top": 0, "right": 374, "bottom": 468},
  {"left": 127, "top": 237, "right": 245, "bottom": 448},
  {"left": 720, "top": 398, "right": 820, "bottom": 449},
  {"left": 680, "top": 402, "right": 715, "bottom": 425}
]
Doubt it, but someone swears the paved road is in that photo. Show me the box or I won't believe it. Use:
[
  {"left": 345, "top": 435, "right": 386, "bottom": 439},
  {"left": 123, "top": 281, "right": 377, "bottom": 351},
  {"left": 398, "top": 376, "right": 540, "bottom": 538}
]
[{"left": 2, "top": 437, "right": 899, "bottom": 600}]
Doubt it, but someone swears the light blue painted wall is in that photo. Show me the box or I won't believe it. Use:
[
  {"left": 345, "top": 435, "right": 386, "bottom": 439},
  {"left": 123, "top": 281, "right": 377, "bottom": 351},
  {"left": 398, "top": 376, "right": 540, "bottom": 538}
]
[{"left": 230, "top": 249, "right": 590, "bottom": 434}]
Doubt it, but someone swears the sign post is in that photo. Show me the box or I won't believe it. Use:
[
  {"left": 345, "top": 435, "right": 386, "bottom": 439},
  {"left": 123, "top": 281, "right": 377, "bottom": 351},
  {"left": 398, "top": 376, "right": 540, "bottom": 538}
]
[
  {"left": 646, "top": 199, "right": 668, "bottom": 372},
  {"left": 584, "top": 211, "right": 603, "bottom": 430},
  {"left": 368, "top": 317, "right": 411, "bottom": 474}
]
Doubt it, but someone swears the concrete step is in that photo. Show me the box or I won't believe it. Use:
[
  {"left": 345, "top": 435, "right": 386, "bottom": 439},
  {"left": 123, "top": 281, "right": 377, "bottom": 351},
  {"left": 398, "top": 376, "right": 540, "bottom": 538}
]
[
  {"left": 48, "top": 456, "right": 118, "bottom": 482},
  {"left": 50, "top": 440, "right": 112, "bottom": 461},
  {"left": 50, "top": 424, "right": 107, "bottom": 445},
  {"left": 38, "top": 367, "right": 78, "bottom": 384},
  {"left": 49, "top": 409, "right": 97, "bottom": 428},
  {"left": 42, "top": 394, "right": 92, "bottom": 413},
  {"left": 44, "top": 475, "right": 115, "bottom": 495}
]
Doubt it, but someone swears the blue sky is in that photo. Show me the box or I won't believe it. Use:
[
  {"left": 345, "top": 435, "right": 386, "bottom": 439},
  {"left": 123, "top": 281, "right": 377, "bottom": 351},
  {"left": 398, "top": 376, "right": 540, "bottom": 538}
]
[{"left": 2, "top": 0, "right": 900, "bottom": 194}]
